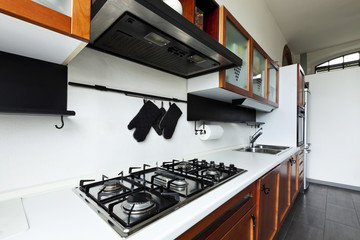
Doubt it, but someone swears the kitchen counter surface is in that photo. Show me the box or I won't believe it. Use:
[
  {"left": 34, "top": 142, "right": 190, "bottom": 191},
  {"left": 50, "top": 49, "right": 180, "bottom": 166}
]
[{"left": 2, "top": 146, "right": 300, "bottom": 240}]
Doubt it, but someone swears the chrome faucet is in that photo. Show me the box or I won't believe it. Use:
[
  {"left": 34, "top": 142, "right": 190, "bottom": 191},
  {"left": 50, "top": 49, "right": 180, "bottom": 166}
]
[{"left": 250, "top": 127, "right": 263, "bottom": 148}]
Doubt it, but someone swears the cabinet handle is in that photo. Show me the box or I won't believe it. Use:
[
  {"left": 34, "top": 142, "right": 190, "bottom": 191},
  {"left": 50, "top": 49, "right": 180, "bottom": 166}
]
[
  {"left": 251, "top": 214, "right": 256, "bottom": 229},
  {"left": 261, "top": 184, "right": 270, "bottom": 195},
  {"left": 289, "top": 158, "right": 296, "bottom": 166}
]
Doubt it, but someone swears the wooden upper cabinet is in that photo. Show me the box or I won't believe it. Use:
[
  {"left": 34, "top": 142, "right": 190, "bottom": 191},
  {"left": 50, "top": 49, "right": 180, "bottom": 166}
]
[
  {"left": 179, "top": 0, "right": 219, "bottom": 41},
  {"left": 297, "top": 64, "right": 305, "bottom": 107},
  {"left": 0, "top": 0, "right": 90, "bottom": 40},
  {"left": 0, "top": 0, "right": 90, "bottom": 64},
  {"left": 251, "top": 41, "right": 268, "bottom": 101},
  {"left": 219, "top": 6, "right": 252, "bottom": 98},
  {"left": 267, "top": 60, "right": 279, "bottom": 107}
]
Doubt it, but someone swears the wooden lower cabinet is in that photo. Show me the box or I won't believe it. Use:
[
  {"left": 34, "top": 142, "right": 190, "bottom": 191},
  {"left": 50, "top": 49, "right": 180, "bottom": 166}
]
[
  {"left": 257, "top": 165, "right": 280, "bottom": 240},
  {"left": 297, "top": 150, "right": 304, "bottom": 190},
  {"left": 290, "top": 154, "right": 298, "bottom": 203},
  {"left": 277, "top": 160, "right": 290, "bottom": 226},
  {"left": 221, "top": 205, "right": 256, "bottom": 240},
  {"left": 176, "top": 183, "right": 257, "bottom": 240},
  {"left": 177, "top": 151, "right": 304, "bottom": 240}
]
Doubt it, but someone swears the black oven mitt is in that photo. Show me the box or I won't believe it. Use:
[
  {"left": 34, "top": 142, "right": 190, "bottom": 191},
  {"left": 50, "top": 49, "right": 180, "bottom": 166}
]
[
  {"left": 159, "top": 103, "right": 182, "bottom": 139},
  {"left": 152, "top": 106, "right": 167, "bottom": 135},
  {"left": 128, "top": 101, "right": 161, "bottom": 142}
]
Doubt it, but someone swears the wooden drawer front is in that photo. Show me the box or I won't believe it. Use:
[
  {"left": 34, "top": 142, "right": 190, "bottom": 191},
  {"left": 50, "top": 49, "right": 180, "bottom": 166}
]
[
  {"left": 221, "top": 205, "right": 256, "bottom": 240},
  {"left": 298, "top": 170, "right": 304, "bottom": 188},
  {"left": 203, "top": 194, "right": 255, "bottom": 240},
  {"left": 176, "top": 183, "right": 256, "bottom": 240},
  {"left": 298, "top": 157, "right": 304, "bottom": 174}
]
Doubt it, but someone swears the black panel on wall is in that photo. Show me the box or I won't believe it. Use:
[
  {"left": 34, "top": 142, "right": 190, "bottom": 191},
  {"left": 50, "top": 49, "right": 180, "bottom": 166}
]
[
  {"left": 0, "top": 51, "right": 74, "bottom": 115},
  {"left": 187, "top": 94, "right": 255, "bottom": 123}
]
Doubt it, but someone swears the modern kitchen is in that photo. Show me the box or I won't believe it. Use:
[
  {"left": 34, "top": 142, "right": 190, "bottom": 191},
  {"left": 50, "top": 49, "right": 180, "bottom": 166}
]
[{"left": 1, "top": 0, "right": 360, "bottom": 240}]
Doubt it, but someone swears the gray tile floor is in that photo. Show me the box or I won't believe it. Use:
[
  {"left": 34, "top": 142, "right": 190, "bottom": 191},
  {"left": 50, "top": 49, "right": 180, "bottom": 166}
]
[{"left": 275, "top": 183, "right": 360, "bottom": 240}]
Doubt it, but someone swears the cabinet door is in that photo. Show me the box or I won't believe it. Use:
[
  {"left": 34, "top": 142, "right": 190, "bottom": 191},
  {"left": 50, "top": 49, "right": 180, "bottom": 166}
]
[
  {"left": 297, "top": 150, "right": 304, "bottom": 190},
  {"left": 267, "top": 60, "right": 279, "bottom": 107},
  {"left": 258, "top": 166, "right": 280, "bottom": 240},
  {"left": 219, "top": 6, "right": 251, "bottom": 97},
  {"left": 221, "top": 205, "right": 256, "bottom": 240},
  {"left": 290, "top": 155, "right": 298, "bottom": 203},
  {"left": 297, "top": 65, "right": 305, "bottom": 107},
  {"left": 278, "top": 160, "right": 290, "bottom": 225},
  {"left": 252, "top": 41, "right": 268, "bottom": 101}
]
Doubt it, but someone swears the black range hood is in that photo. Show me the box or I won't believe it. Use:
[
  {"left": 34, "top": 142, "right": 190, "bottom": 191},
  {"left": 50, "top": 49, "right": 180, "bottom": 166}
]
[{"left": 90, "top": 0, "right": 242, "bottom": 78}]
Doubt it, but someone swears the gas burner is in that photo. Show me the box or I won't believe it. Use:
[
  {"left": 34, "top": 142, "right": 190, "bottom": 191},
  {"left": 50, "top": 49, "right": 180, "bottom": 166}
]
[
  {"left": 175, "top": 161, "right": 192, "bottom": 171},
  {"left": 204, "top": 168, "right": 221, "bottom": 178},
  {"left": 122, "top": 192, "right": 156, "bottom": 214},
  {"left": 154, "top": 172, "right": 188, "bottom": 191},
  {"left": 102, "top": 179, "right": 124, "bottom": 192}
]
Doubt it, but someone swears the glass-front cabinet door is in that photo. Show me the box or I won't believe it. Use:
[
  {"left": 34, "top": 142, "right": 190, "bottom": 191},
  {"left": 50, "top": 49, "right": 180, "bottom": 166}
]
[
  {"left": 252, "top": 42, "right": 267, "bottom": 100},
  {"left": 267, "top": 60, "right": 279, "bottom": 106},
  {"left": 219, "top": 6, "right": 251, "bottom": 97}
]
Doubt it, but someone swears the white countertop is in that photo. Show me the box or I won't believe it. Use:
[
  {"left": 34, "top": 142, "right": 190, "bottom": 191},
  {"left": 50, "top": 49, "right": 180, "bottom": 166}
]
[{"left": 1, "top": 147, "right": 299, "bottom": 240}]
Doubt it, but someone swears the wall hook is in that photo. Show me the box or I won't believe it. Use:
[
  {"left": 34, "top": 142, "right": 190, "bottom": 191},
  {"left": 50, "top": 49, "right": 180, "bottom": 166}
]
[
  {"left": 194, "top": 121, "right": 206, "bottom": 135},
  {"left": 55, "top": 115, "right": 64, "bottom": 129}
]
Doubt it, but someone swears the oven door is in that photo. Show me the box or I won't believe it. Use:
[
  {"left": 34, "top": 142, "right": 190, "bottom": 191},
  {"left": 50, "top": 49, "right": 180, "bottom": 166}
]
[{"left": 297, "top": 106, "right": 305, "bottom": 146}]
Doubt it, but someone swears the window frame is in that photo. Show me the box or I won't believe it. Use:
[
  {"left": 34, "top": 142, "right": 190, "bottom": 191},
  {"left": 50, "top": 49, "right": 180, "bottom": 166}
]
[{"left": 315, "top": 51, "right": 360, "bottom": 73}]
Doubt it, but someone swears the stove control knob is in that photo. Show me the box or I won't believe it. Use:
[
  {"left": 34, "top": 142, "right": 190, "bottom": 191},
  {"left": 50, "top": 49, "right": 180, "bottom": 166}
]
[
  {"left": 201, "top": 160, "right": 207, "bottom": 167},
  {"left": 229, "top": 164, "right": 235, "bottom": 172},
  {"left": 210, "top": 161, "right": 215, "bottom": 168},
  {"left": 219, "top": 162, "right": 225, "bottom": 170}
]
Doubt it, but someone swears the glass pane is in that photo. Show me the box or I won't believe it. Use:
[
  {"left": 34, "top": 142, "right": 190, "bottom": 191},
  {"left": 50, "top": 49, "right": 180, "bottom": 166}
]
[
  {"left": 252, "top": 47, "right": 266, "bottom": 98},
  {"left": 225, "top": 20, "right": 248, "bottom": 90},
  {"left": 344, "top": 53, "right": 359, "bottom": 62},
  {"left": 268, "top": 63, "right": 277, "bottom": 103},
  {"left": 318, "top": 62, "right": 328, "bottom": 67},
  {"left": 329, "top": 57, "right": 343, "bottom": 66},
  {"left": 32, "top": 0, "right": 71, "bottom": 16}
]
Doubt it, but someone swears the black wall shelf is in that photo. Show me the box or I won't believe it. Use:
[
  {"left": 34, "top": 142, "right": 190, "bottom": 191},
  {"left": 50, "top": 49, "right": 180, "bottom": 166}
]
[
  {"left": 187, "top": 94, "right": 255, "bottom": 123},
  {"left": 0, "top": 51, "right": 75, "bottom": 117},
  {"left": 0, "top": 108, "right": 75, "bottom": 116}
]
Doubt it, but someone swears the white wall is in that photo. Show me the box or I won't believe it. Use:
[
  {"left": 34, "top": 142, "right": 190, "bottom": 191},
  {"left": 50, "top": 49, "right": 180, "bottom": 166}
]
[
  {"left": 0, "top": 48, "right": 253, "bottom": 194},
  {"left": 216, "top": 0, "right": 287, "bottom": 64},
  {"left": 306, "top": 68, "right": 360, "bottom": 187},
  {"left": 0, "top": 0, "right": 287, "bottom": 195}
]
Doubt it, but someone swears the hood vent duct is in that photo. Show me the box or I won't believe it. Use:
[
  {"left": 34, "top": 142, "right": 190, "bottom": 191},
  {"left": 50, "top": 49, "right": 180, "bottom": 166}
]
[{"left": 90, "top": 0, "right": 242, "bottom": 78}]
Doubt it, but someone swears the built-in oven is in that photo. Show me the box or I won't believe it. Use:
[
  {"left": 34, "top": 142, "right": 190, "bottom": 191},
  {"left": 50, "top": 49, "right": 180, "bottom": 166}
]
[{"left": 297, "top": 106, "right": 305, "bottom": 146}]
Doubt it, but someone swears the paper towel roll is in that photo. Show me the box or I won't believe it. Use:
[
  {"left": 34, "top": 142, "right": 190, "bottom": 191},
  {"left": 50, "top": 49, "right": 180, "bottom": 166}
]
[{"left": 198, "top": 125, "right": 224, "bottom": 141}]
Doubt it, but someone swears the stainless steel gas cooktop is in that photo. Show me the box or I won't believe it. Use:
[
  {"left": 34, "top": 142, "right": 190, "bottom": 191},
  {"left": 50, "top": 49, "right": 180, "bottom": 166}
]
[{"left": 74, "top": 159, "right": 246, "bottom": 237}]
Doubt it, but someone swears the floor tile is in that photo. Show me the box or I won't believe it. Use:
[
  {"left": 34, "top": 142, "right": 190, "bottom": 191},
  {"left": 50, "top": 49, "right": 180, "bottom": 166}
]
[
  {"left": 295, "top": 191, "right": 327, "bottom": 211},
  {"left": 354, "top": 200, "right": 360, "bottom": 212},
  {"left": 324, "top": 220, "right": 360, "bottom": 240},
  {"left": 292, "top": 205, "right": 326, "bottom": 229},
  {"left": 327, "top": 187, "right": 354, "bottom": 209},
  {"left": 326, "top": 203, "right": 360, "bottom": 228},
  {"left": 284, "top": 221, "right": 323, "bottom": 240},
  {"left": 351, "top": 191, "right": 360, "bottom": 202},
  {"left": 308, "top": 183, "right": 328, "bottom": 196}
]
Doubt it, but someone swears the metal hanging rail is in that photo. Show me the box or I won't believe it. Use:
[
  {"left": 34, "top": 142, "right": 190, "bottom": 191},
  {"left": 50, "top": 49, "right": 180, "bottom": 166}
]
[{"left": 68, "top": 82, "right": 187, "bottom": 103}]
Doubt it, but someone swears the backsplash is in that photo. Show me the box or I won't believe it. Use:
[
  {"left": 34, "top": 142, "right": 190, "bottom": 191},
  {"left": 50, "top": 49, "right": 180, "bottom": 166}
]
[{"left": 0, "top": 48, "right": 253, "bottom": 194}]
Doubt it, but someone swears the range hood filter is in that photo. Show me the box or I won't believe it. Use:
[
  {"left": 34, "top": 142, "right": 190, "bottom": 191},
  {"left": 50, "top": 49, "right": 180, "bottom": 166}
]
[
  {"left": 93, "top": 13, "right": 219, "bottom": 77},
  {"left": 90, "top": 0, "right": 243, "bottom": 78}
]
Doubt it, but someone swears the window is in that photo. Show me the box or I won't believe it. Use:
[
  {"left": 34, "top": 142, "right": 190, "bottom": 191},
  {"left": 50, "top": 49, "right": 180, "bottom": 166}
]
[{"left": 315, "top": 52, "right": 360, "bottom": 73}]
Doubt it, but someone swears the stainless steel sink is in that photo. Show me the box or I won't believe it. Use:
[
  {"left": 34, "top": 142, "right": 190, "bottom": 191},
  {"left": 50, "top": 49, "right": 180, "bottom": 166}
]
[
  {"left": 253, "top": 145, "right": 289, "bottom": 150},
  {"left": 234, "top": 145, "right": 290, "bottom": 155}
]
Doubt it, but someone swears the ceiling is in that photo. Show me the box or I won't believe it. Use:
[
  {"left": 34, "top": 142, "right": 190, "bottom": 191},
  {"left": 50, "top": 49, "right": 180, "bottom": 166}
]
[{"left": 264, "top": 0, "right": 360, "bottom": 54}]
